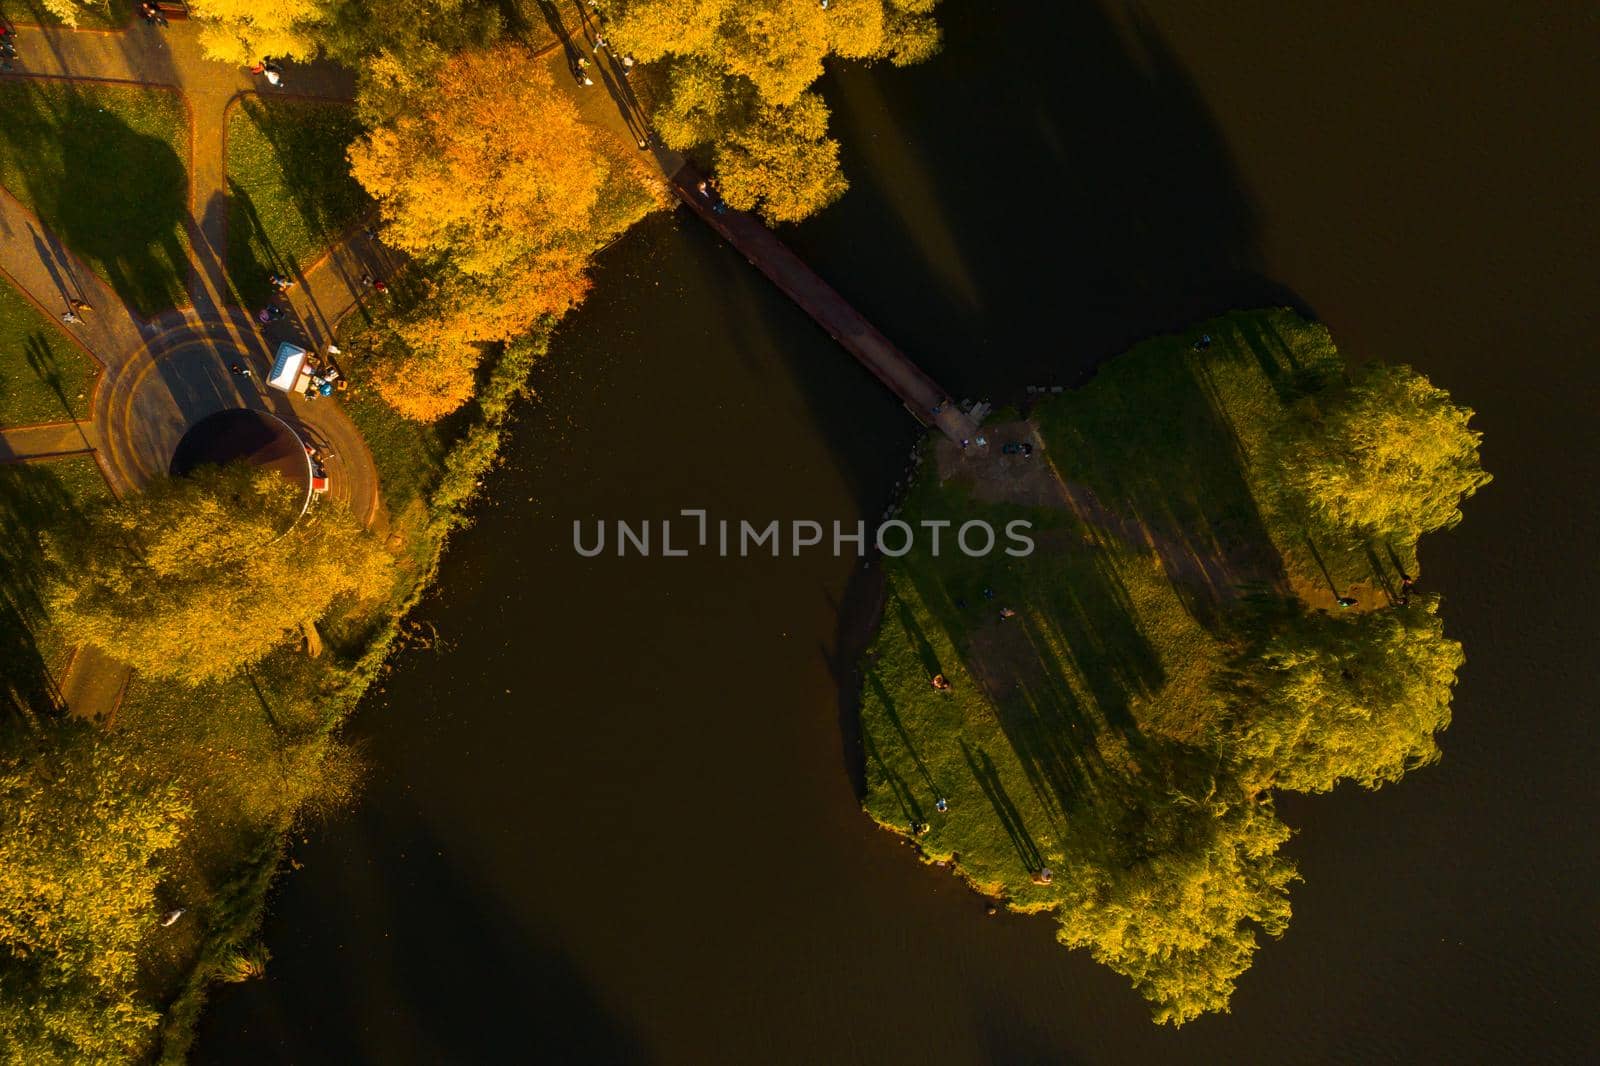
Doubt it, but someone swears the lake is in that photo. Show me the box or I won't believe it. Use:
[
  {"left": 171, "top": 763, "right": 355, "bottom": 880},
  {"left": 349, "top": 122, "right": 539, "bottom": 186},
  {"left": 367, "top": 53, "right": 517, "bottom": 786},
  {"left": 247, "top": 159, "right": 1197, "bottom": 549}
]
[{"left": 197, "top": 1, "right": 1600, "bottom": 1060}]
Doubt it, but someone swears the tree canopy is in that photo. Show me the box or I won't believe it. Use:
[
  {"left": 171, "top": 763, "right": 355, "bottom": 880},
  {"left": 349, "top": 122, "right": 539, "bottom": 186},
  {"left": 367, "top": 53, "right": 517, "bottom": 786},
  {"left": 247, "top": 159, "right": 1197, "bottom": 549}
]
[
  {"left": 1226, "top": 596, "right": 1462, "bottom": 794},
  {"left": 44, "top": 464, "right": 392, "bottom": 685},
  {"left": 712, "top": 93, "right": 849, "bottom": 223},
  {"left": 1276, "top": 363, "right": 1491, "bottom": 539},
  {"left": 608, "top": 0, "right": 943, "bottom": 222},
  {"left": 188, "top": 0, "right": 326, "bottom": 66},
  {"left": 0, "top": 729, "right": 189, "bottom": 1063},
  {"left": 349, "top": 43, "right": 665, "bottom": 419},
  {"left": 1056, "top": 759, "right": 1298, "bottom": 1026}
]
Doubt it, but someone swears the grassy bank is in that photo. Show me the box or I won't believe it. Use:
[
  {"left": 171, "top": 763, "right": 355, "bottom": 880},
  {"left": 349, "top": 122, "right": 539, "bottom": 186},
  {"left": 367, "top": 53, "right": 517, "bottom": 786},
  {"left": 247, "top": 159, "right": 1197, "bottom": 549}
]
[
  {"left": 0, "top": 278, "right": 97, "bottom": 425},
  {"left": 0, "top": 80, "right": 191, "bottom": 316},
  {"left": 225, "top": 98, "right": 372, "bottom": 307},
  {"left": 859, "top": 308, "right": 1467, "bottom": 1022}
]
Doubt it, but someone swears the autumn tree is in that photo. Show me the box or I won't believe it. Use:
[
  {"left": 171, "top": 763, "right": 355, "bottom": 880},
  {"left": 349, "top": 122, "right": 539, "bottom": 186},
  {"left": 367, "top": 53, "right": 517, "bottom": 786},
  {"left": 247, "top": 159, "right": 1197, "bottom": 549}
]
[
  {"left": 1057, "top": 780, "right": 1297, "bottom": 1026},
  {"left": 349, "top": 43, "right": 663, "bottom": 419},
  {"left": 1273, "top": 363, "right": 1491, "bottom": 540},
  {"left": 44, "top": 464, "right": 392, "bottom": 685},
  {"left": 189, "top": 0, "right": 326, "bottom": 66},
  {"left": 1224, "top": 596, "right": 1461, "bottom": 795},
  {"left": 30, "top": 0, "right": 110, "bottom": 28},
  {"left": 606, "top": 0, "right": 943, "bottom": 222},
  {"left": 0, "top": 728, "right": 190, "bottom": 1063},
  {"left": 713, "top": 93, "right": 848, "bottom": 222},
  {"left": 317, "top": 0, "right": 504, "bottom": 124}
]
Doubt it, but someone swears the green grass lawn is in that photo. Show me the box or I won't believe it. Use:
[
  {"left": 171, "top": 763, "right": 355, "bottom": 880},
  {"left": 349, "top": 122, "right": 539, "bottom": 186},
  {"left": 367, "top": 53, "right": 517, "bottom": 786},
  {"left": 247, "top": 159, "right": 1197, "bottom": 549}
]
[
  {"left": 0, "top": 0, "right": 133, "bottom": 30},
  {"left": 226, "top": 98, "right": 371, "bottom": 306},
  {"left": 859, "top": 309, "right": 1408, "bottom": 920},
  {"left": 0, "top": 80, "right": 191, "bottom": 316},
  {"left": 0, "top": 278, "right": 98, "bottom": 425}
]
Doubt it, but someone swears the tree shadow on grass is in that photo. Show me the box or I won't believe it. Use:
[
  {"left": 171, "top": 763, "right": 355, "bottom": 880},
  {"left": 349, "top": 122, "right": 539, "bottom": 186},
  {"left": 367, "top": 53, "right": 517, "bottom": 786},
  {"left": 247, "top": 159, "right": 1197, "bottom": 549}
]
[
  {"left": 0, "top": 463, "right": 89, "bottom": 728},
  {"left": 895, "top": 524, "right": 1163, "bottom": 824},
  {"left": 23, "top": 332, "right": 78, "bottom": 421},
  {"left": 0, "top": 81, "right": 189, "bottom": 315},
  {"left": 1042, "top": 337, "right": 1291, "bottom": 628},
  {"left": 225, "top": 178, "right": 290, "bottom": 309},
  {"left": 962, "top": 740, "right": 1045, "bottom": 875},
  {"left": 864, "top": 665, "right": 937, "bottom": 795},
  {"left": 226, "top": 97, "right": 372, "bottom": 306}
]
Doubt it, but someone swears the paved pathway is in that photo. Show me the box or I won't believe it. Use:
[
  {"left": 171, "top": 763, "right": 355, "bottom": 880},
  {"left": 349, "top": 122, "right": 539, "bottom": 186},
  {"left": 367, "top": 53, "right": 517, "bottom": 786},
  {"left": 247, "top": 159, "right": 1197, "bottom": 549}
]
[
  {"left": 0, "top": 20, "right": 377, "bottom": 510},
  {"left": 0, "top": 19, "right": 381, "bottom": 715}
]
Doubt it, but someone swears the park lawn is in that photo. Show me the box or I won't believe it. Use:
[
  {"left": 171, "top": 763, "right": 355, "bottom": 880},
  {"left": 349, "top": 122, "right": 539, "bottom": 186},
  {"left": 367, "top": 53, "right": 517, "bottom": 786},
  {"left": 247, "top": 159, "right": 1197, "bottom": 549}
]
[
  {"left": 226, "top": 98, "right": 372, "bottom": 306},
  {"left": 0, "top": 80, "right": 191, "bottom": 316},
  {"left": 0, "top": 278, "right": 97, "bottom": 424},
  {"left": 0, "top": 0, "right": 133, "bottom": 30},
  {"left": 1034, "top": 308, "right": 1387, "bottom": 604},
  {"left": 861, "top": 469, "right": 1227, "bottom": 911},
  {"left": 860, "top": 309, "right": 1390, "bottom": 911}
]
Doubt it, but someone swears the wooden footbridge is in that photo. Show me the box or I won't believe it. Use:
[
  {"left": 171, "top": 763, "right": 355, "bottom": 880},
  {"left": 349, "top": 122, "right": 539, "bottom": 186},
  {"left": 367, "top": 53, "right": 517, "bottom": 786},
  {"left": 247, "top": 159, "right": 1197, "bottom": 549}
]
[{"left": 666, "top": 164, "right": 979, "bottom": 445}]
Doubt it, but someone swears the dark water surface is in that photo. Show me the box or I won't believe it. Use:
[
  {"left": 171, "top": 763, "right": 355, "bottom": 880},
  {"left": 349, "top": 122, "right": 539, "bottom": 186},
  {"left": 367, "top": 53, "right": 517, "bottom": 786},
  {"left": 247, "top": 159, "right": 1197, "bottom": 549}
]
[{"left": 198, "top": 1, "right": 1599, "bottom": 1061}]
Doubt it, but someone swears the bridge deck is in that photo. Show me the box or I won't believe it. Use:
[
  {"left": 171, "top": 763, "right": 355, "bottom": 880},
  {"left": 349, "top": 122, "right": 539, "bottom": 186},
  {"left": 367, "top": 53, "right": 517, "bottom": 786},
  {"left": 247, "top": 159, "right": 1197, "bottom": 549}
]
[{"left": 666, "top": 164, "right": 978, "bottom": 446}]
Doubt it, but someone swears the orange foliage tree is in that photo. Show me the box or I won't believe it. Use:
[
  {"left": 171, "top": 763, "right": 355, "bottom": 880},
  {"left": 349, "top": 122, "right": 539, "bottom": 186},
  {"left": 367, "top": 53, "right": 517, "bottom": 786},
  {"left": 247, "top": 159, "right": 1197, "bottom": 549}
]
[{"left": 349, "top": 43, "right": 665, "bottom": 421}]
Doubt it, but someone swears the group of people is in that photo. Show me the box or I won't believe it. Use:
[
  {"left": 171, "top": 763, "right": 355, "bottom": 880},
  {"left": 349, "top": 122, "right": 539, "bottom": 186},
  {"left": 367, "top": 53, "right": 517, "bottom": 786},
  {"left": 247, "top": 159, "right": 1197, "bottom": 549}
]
[
  {"left": 139, "top": 2, "right": 169, "bottom": 27},
  {"left": 1, "top": 21, "right": 18, "bottom": 65},
  {"left": 569, "top": 9, "right": 638, "bottom": 88}
]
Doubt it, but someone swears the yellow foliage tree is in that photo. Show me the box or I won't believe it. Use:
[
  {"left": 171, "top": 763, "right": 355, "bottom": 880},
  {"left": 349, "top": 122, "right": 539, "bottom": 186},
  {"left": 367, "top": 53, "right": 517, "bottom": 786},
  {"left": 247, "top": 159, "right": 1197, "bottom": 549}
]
[
  {"left": 189, "top": 0, "right": 325, "bottom": 65},
  {"left": 1275, "top": 363, "right": 1491, "bottom": 539},
  {"left": 32, "top": 0, "right": 104, "bottom": 28},
  {"left": 349, "top": 43, "right": 664, "bottom": 419},
  {"left": 1057, "top": 791, "right": 1297, "bottom": 1026},
  {"left": 1227, "top": 596, "right": 1462, "bottom": 794},
  {"left": 714, "top": 92, "right": 848, "bottom": 223},
  {"left": 606, "top": 0, "right": 942, "bottom": 221},
  {"left": 44, "top": 464, "right": 392, "bottom": 685},
  {"left": 0, "top": 730, "right": 190, "bottom": 1062},
  {"left": 371, "top": 332, "right": 483, "bottom": 423}
]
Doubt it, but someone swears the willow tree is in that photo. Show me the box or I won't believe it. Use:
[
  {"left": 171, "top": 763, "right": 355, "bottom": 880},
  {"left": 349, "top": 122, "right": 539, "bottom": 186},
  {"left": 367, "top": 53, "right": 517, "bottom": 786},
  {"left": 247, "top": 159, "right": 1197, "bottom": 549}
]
[
  {"left": 1226, "top": 596, "right": 1462, "bottom": 795},
  {"left": 1274, "top": 363, "right": 1491, "bottom": 540},
  {"left": 0, "top": 729, "right": 189, "bottom": 1062},
  {"left": 44, "top": 464, "right": 392, "bottom": 685},
  {"left": 1056, "top": 785, "right": 1298, "bottom": 1026},
  {"left": 349, "top": 43, "right": 665, "bottom": 420},
  {"left": 606, "top": 0, "right": 943, "bottom": 222}
]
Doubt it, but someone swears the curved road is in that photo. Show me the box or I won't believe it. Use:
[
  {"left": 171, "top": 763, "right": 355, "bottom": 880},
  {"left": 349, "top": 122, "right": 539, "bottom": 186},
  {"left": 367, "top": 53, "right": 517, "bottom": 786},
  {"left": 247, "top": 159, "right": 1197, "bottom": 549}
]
[{"left": 0, "top": 17, "right": 385, "bottom": 527}]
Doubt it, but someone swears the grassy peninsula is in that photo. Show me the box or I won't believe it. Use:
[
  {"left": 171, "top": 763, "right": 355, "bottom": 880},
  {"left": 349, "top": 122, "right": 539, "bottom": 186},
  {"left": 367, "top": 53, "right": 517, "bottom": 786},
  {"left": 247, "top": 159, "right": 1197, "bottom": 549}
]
[{"left": 859, "top": 309, "right": 1489, "bottom": 1025}]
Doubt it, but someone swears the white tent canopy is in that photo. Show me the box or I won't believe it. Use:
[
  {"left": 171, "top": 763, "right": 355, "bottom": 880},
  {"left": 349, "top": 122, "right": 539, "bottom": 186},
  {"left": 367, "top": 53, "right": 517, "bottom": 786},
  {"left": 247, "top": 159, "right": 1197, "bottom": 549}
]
[{"left": 267, "top": 342, "right": 310, "bottom": 393}]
